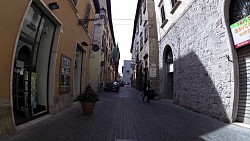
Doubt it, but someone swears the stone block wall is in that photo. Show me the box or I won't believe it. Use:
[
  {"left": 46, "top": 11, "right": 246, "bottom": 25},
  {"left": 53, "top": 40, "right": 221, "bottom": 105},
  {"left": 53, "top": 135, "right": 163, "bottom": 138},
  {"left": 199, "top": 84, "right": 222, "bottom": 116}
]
[
  {"left": 159, "top": 0, "right": 234, "bottom": 122},
  {"left": 147, "top": 0, "right": 159, "bottom": 93}
]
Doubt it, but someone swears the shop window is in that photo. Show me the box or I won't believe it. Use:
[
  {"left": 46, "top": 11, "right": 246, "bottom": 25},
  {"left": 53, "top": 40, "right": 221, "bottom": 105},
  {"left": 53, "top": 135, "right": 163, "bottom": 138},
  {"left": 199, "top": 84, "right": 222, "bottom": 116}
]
[{"left": 13, "top": 3, "right": 56, "bottom": 124}]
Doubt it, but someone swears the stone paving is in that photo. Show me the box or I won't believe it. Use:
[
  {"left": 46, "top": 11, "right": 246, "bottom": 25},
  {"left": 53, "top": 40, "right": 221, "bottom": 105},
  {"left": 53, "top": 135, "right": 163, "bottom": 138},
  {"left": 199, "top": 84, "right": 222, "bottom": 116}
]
[{"left": 1, "top": 86, "right": 250, "bottom": 141}]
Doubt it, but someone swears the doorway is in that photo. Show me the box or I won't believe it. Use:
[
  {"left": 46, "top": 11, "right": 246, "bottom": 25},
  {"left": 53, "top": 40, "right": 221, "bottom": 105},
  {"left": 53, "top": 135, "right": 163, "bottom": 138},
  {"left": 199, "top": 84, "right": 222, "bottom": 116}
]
[
  {"left": 165, "top": 47, "right": 173, "bottom": 100},
  {"left": 12, "top": 3, "right": 56, "bottom": 125},
  {"left": 73, "top": 44, "right": 84, "bottom": 100}
]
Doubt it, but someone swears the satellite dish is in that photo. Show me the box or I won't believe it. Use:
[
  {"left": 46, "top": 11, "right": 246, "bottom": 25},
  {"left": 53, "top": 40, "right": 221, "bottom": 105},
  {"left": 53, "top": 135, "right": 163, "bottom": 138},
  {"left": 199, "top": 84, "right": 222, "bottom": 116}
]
[{"left": 92, "top": 44, "right": 100, "bottom": 52}]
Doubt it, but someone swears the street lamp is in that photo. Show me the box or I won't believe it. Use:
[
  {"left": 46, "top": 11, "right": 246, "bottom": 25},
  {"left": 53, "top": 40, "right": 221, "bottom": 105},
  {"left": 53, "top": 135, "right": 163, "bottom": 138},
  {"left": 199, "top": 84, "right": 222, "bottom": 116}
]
[
  {"left": 78, "top": 7, "right": 106, "bottom": 26},
  {"left": 48, "top": 2, "right": 60, "bottom": 10}
]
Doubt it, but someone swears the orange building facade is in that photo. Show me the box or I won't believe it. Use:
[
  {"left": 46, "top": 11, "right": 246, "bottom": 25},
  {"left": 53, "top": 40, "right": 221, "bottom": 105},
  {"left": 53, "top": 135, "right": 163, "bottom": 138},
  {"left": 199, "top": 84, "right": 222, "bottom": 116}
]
[{"left": 0, "top": 0, "right": 100, "bottom": 136}]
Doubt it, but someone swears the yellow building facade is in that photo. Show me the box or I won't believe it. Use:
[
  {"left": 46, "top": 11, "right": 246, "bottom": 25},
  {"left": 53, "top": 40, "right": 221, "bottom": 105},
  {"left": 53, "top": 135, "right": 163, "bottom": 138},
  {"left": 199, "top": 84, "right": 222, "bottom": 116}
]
[{"left": 89, "top": 0, "right": 116, "bottom": 92}]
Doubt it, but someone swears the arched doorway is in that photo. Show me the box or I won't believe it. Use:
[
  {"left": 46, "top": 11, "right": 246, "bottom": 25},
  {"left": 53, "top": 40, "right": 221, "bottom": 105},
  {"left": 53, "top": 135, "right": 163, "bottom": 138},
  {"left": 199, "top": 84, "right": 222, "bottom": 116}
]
[
  {"left": 73, "top": 43, "right": 84, "bottom": 100},
  {"left": 12, "top": 45, "right": 32, "bottom": 125},
  {"left": 165, "top": 46, "right": 173, "bottom": 100},
  {"left": 229, "top": 0, "right": 250, "bottom": 124}
]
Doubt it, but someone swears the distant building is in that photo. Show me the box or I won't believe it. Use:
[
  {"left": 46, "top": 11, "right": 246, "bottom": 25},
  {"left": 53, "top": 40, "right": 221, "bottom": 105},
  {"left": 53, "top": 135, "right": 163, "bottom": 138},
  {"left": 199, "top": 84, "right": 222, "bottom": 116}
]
[
  {"left": 122, "top": 60, "right": 132, "bottom": 84},
  {"left": 89, "top": 0, "right": 116, "bottom": 92},
  {"left": 130, "top": 0, "right": 159, "bottom": 92}
]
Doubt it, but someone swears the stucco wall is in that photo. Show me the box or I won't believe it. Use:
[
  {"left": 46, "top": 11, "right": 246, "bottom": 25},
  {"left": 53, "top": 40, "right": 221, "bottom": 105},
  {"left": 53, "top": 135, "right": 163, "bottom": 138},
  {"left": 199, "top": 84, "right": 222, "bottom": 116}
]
[
  {"left": 158, "top": 0, "right": 234, "bottom": 122},
  {"left": 0, "top": 0, "right": 30, "bottom": 135},
  {"left": 41, "top": 0, "right": 94, "bottom": 113},
  {"left": 0, "top": 0, "right": 95, "bottom": 136}
]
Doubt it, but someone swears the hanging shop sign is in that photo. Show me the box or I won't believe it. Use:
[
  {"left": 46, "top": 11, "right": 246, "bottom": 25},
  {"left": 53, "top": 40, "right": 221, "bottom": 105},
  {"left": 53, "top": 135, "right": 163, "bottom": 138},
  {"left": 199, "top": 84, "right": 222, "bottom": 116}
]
[{"left": 230, "top": 15, "right": 250, "bottom": 48}]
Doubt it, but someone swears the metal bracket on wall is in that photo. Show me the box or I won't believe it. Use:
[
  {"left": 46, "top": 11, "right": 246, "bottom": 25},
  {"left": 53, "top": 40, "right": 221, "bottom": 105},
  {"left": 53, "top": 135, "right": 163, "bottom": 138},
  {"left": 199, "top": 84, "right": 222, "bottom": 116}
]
[{"left": 226, "top": 55, "right": 233, "bottom": 62}]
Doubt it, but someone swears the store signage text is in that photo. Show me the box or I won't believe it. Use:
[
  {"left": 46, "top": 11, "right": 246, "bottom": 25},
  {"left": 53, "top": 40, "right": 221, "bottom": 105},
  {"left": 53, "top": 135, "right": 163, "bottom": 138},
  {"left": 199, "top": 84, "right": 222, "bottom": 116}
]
[{"left": 230, "top": 15, "right": 250, "bottom": 48}]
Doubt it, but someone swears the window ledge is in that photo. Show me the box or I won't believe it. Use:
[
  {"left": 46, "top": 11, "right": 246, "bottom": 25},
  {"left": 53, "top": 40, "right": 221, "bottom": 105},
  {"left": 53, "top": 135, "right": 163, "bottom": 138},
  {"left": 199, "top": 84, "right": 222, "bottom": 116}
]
[
  {"left": 160, "top": 19, "right": 168, "bottom": 28},
  {"left": 170, "top": 1, "right": 182, "bottom": 14}
]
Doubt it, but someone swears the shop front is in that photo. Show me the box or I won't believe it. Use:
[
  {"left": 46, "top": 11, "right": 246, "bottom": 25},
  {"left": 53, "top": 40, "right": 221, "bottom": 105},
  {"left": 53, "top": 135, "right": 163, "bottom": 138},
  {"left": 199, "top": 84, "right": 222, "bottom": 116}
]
[
  {"left": 12, "top": 3, "right": 56, "bottom": 125},
  {"left": 230, "top": 0, "right": 250, "bottom": 125}
]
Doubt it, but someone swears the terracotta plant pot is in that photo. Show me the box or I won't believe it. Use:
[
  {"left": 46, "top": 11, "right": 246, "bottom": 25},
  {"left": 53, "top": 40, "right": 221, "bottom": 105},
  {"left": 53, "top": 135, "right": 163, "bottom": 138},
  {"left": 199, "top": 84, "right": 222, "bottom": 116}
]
[{"left": 81, "top": 102, "right": 95, "bottom": 115}]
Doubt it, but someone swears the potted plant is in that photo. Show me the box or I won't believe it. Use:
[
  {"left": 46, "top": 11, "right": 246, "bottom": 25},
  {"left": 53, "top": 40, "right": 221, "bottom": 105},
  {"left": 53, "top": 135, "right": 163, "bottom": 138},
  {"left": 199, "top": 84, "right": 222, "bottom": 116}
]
[{"left": 75, "top": 85, "right": 99, "bottom": 115}]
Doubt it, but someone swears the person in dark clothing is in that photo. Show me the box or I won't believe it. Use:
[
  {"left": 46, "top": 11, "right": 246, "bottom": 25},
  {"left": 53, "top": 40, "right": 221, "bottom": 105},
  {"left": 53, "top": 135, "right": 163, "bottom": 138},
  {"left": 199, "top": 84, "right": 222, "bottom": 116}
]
[{"left": 142, "top": 80, "right": 150, "bottom": 102}]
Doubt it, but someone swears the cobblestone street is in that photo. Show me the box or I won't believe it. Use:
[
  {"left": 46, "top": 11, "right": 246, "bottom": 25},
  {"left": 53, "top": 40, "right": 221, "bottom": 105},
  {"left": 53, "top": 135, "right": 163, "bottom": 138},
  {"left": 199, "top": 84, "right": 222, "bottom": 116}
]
[{"left": 1, "top": 86, "right": 250, "bottom": 141}]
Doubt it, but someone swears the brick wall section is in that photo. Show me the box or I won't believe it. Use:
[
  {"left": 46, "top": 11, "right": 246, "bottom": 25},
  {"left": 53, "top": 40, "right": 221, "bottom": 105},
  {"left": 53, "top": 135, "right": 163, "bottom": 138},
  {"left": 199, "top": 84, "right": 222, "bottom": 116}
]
[
  {"left": 147, "top": 0, "right": 159, "bottom": 94},
  {"left": 159, "top": 0, "right": 234, "bottom": 122}
]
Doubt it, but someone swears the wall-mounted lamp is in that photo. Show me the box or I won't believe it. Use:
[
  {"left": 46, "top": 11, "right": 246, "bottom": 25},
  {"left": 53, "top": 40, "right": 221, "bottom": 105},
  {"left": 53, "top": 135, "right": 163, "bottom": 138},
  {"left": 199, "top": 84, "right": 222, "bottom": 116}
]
[
  {"left": 81, "top": 42, "right": 100, "bottom": 52},
  {"left": 78, "top": 7, "right": 106, "bottom": 26},
  {"left": 81, "top": 42, "right": 89, "bottom": 46},
  {"left": 49, "top": 2, "right": 60, "bottom": 10}
]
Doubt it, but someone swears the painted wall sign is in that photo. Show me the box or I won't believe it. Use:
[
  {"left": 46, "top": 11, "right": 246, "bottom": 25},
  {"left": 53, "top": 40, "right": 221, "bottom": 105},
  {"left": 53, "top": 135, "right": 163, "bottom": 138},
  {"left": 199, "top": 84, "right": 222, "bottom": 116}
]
[{"left": 230, "top": 15, "right": 250, "bottom": 48}]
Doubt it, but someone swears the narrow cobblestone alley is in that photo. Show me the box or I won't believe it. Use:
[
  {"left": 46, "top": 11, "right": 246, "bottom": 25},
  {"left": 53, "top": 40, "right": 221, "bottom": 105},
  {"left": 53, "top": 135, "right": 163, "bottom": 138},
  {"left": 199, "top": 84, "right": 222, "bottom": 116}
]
[{"left": 1, "top": 86, "right": 250, "bottom": 141}]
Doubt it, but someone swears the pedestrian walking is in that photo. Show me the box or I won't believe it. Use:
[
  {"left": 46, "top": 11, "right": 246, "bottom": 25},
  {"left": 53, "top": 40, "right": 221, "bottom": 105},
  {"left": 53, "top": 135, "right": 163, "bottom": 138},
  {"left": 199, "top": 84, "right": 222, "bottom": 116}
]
[{"left": 142, "top": 80, "right": 150, "bottom": 102}]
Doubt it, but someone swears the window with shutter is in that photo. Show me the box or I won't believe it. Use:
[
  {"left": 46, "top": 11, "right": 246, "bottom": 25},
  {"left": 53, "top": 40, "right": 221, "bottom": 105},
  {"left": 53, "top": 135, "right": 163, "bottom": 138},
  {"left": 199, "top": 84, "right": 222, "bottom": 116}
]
[
  {"left": 171, "top": 0, "right": 177, "bottom": 7},
  {"left": 160, "top": 6, "right": 166, "bottom": 23}
]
